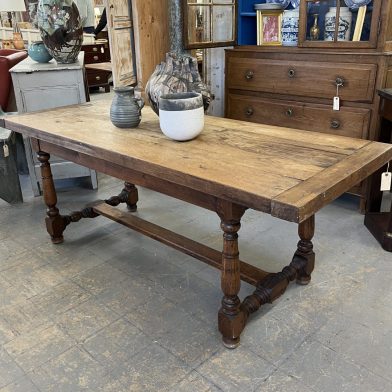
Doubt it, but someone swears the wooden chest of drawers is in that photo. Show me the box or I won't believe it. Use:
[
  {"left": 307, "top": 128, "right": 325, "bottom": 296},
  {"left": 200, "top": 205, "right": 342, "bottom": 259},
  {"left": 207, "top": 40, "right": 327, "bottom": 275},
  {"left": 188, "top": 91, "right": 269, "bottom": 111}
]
[
  {"left": 82, "top": 42, "right": 111, "bottom": 92},
  {"left": 225, "top": 48, "right": 392, "bottom": 208}
]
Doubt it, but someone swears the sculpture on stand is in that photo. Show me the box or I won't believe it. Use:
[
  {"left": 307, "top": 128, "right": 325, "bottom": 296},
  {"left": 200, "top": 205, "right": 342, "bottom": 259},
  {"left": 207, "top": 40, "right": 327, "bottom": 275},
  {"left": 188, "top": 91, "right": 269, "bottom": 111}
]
[
  {"left": 145, "top": 0, "right": 212, "bottom": 115},
  {"left": 37, "top": 0, "right": 83, "bottom": 64}
]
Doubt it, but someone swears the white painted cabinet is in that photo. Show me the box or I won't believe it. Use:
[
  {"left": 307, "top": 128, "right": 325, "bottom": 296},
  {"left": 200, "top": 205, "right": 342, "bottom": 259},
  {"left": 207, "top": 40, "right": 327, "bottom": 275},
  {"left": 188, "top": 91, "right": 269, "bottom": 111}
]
[{"left": 10, "top": 52, "right": 98, "bottom": 196}]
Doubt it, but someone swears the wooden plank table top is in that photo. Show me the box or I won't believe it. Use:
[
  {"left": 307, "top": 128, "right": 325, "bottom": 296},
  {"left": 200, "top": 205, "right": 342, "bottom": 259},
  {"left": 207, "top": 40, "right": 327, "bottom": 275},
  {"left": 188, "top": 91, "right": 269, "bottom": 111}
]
[{"left": 3, "top": 99, "right": 392, "bottom": 223}]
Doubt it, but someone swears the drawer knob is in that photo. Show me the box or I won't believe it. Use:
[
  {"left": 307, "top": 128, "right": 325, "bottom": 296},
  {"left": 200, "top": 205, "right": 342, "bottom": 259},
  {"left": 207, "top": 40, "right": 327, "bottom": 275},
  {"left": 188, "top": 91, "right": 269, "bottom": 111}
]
[
  {"left": 331, "top": 120, "right": 341, "bottom": 129},
  {"left": 245, "top": 70, "right": 254, "bottom": 80},
  {"left": 93, "top": 55, "right": 99, "bottom": 61},
  {"left": 95, "top": 76, "right": 101, "bottom": 81},
  {"left": 335, "top": 77, "right": 344, "bottom": 87},
  {"left": 245, "top": 107, "right": 254, "bottom": 117},
  {"left": 93, "top": 47, "right": 98, "bottom": 52},
  {"left": 288, "top": 69, "right": 295, "bottom": 78},
  {"left": 285, "top": 108, "right": 294, "bottom": 117}
]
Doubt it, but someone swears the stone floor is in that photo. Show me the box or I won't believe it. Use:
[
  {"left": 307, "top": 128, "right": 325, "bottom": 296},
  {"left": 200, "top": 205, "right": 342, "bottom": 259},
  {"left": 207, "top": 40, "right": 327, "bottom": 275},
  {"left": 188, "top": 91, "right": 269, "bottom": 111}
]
[{"left": 1, "top": 91, "right": 392, "bottom": 391}]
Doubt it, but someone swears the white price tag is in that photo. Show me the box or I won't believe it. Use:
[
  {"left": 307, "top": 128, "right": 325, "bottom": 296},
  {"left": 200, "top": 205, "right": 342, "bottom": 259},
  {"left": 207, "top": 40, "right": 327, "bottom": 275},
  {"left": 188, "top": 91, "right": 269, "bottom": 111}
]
[
  {"left": 333, "top": 96, "right": 340, "bottom": 111},
  {"left": 380, "top": 172, "right": 391, "bottom": 191},
  {"left": 3, "top": 143, "right": 9, "bottom": 158}
]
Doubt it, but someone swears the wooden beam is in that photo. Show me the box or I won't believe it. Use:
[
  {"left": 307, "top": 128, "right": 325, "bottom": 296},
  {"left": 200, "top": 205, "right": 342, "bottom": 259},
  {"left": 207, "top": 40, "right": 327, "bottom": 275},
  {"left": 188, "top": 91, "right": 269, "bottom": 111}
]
[{"left": 93, "top": 202, "right": 270, "bottom": 286}]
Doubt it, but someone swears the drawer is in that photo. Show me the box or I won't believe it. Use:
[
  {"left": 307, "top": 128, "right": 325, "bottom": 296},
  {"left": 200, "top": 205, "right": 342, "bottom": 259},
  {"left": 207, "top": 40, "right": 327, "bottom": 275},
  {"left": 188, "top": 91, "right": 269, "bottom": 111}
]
[
  {"left": 82, "top": 44, "right": 109, "bottom": 55},
  {"left": 87, "top": 70, "right": 110, "bottom": 86},
  {"left": 226, "top": 94, "right": 371, "bottom": 139},
  {"left": 226, "top": 57, "right": 377, "bottom": 103},
  {"left": 84, "top": 51, "right": 108, "bottom": 63}
]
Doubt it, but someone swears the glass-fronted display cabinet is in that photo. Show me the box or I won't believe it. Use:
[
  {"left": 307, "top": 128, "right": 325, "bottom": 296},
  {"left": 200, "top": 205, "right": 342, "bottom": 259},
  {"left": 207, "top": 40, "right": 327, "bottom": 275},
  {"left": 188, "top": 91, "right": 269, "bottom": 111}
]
[
  {"left": 299, "top": 0, "right": 381, "bottom": 48},
  {"left": 235, "top": 0, "right": 391, "bottom": 49},
  {"left": 183, "top": 0, "right": 237, "bottom": 49}
]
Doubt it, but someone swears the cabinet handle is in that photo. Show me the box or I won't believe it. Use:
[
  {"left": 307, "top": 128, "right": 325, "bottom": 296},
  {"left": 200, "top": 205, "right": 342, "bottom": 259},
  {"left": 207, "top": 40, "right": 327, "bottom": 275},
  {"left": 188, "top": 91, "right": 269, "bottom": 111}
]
[
  {"left": 93, "top": 55, "right": 99, "bottom": 61},
  {"left": 93, "top": 47, "right": 98, "bottom": 52},
  {"left": 330, "top": 120, "right": 340, "bottom": 129},
  {"left": 335, "top": 77, "right": 345, "bottom": 87},
  {"left": 285, "top": 108, "right": 294, "bottom": 117},
  {"left": 245, "top": 70, "right": 254, "bottom": 80},
  {"left": 95, "top": 76, "right": 101, "bottom": 81},
  {"left": 288, "top": 69, "right": 295, "bottom": 78},
  {"left": 245, "top": 107, "right": 254, "bottom": 117}
]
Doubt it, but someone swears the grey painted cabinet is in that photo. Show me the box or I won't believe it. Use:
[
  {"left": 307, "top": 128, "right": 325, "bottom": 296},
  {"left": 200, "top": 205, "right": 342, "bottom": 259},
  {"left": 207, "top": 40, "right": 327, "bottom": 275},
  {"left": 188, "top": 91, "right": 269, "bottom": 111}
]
[{"left": 10, "top": 52, "right": 98, "bottom": 196}]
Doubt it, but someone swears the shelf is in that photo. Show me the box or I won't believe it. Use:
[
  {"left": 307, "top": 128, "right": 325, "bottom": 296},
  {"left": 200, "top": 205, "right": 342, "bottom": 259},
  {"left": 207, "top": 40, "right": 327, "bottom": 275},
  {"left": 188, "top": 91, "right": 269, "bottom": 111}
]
[{"left": 240, "top": 12, "right": 256, "bottom": 17}]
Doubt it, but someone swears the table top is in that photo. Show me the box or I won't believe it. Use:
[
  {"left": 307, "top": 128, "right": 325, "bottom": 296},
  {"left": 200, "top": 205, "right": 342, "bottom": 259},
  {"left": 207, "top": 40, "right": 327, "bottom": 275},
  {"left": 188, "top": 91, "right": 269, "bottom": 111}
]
[
  {"left": 10, "top": 52, "right": 85, "bottom": 73},
  {"left": 3, "top": 100, "right": 392, "bottom": 223}
]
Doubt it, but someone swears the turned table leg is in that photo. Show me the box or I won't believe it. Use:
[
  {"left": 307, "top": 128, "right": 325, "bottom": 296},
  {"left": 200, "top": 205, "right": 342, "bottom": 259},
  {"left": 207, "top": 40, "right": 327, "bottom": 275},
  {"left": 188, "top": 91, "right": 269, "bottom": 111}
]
[
  {"left": 217, "top": 202, "right": 247, "bottom": 348},
  {"left": 123, "top": 182, "right": 138, "bottom": 211},
  {"left": 295, "top": 215, "right": 315, "bottom": 285},
  {"left": 37, "top": 151, "right": 66, "bottom": 244}
]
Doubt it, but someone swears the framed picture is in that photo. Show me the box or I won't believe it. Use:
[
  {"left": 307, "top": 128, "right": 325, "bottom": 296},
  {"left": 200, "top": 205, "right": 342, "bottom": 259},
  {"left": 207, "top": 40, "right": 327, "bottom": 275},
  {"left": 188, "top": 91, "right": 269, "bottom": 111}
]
[{"left": 256, "top": 10, "right": 283, "bottom": 46}]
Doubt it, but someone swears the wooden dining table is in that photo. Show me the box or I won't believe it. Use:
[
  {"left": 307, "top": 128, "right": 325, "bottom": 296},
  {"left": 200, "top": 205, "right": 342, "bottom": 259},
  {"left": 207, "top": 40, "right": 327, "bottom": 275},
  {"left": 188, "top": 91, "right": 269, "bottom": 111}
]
[{"left": 2, "top": 100, "right": 392, "bottom": 348}]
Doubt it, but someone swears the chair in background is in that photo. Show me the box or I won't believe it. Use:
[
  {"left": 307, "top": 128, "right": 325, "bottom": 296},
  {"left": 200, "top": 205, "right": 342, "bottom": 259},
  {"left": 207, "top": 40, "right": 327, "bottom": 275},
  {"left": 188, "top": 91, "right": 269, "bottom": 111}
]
[
  {"left": 0, "top": 49, "right": 28, "bottom": 112},
  {"left": 0, "top": 49, "right": 28, "bottom": 204}
]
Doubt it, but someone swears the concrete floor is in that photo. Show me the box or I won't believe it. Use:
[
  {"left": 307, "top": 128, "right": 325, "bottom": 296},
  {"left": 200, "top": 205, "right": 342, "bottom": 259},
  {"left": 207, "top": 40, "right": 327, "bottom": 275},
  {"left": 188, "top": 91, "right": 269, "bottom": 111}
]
[{"left": 1, "top": 92, "right": 392, "bottom": 391}]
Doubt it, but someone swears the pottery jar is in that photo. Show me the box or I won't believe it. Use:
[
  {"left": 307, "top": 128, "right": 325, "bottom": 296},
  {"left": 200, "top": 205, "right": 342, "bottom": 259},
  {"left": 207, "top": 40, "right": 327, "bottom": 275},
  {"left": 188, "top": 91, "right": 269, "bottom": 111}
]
[
  {"left": 158, "top": 92, "right": 204, "bottom": 141},
  {"left": 28, "top": 41, "right": 53, "bottom": 63},
  {"left": 281, "top": 9, "right": 299, "bottom": 46},
  {"left": 324, "top": 7, "right": 352, "bottom": 41},
  {"left": 37, "top": 0, "right": 83, "bottom": 64},
  {"left": 110, "top": 86, "right": 145, "bottom": 128}
]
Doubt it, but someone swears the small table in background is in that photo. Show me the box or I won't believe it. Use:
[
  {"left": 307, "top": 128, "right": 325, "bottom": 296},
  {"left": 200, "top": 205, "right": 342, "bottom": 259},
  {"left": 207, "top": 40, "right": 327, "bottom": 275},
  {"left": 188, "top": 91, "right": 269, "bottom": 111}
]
[
  {"left": 364, "top": 89, "right": 392, "bottom": 251},
  {"left": 10, "top": 52, "right": 97, "bottom": 197}
]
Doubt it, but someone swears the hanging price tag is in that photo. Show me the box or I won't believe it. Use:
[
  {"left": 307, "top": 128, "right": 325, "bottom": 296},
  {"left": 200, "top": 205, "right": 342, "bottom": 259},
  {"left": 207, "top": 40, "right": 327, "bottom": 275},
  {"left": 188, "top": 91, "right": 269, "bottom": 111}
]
[
  {"left": 333, "top": 96, "right": 340, "bottom": 111},
  {"left": 3, "top": 143, "right": 9, "bottom": 158},
  {"left": 381, "top": 162, "right": 391, "bottom": 191}
]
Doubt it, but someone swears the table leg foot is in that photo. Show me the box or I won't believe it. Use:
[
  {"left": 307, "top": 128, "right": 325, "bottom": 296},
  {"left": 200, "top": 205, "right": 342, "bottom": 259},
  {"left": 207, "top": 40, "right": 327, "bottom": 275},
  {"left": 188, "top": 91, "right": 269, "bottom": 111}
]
[
  {"left": 294, "top": 215, "right": 315, "bottom": 285},
  {"left": 222, "top": 336, "right": 240, "bottom": 349}
]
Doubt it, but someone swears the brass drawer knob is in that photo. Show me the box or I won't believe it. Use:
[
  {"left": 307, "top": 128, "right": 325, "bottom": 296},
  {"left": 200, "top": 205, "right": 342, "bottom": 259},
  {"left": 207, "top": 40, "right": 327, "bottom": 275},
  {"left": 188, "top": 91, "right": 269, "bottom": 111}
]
[
  {"left": 93, "top": 47, "right": 98, "bottom": 52},
  {"left": 285, "top": 108, "right": 294, "bottom": 117},
  {"left": 245, "top": 70, "right": 254, "bottom": 80},
  {"left": 245, "top": 107, "right": 254, "bottom": 117},
  {"left": 288, "top": 69, "right": 295, "bottom": 78},
  {"left": 331, "top": 120, "right": 341, "bottom": 129},
  {"left": 95, "top": 76, "right": 101, "bottom": 81},
  {"left": 335, "top": 77, "right": 345, "bottom": 87},
  {"left": 93, "top": 55, "right": 99, "bottom": 61}
]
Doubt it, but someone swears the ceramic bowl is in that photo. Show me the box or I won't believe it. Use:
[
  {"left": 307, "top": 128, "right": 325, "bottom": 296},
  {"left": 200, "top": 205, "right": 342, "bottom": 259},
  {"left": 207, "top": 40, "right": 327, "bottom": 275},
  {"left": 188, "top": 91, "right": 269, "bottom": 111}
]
[
  {"left": 158, "top": 92, "right": 204, "bottom": 141},
  {"left": 28, "top": 41, "right": 53, "bottom": 63}
]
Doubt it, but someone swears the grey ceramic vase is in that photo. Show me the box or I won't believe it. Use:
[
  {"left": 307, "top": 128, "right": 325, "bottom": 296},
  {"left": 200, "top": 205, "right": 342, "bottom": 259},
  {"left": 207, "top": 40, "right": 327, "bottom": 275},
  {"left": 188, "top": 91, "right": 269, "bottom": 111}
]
[
  {"left": 37, "top": 0, "right": 83, "bottom": 64},
  {"left": 110, "top": 87, "right": 145, "bottom": 129}
]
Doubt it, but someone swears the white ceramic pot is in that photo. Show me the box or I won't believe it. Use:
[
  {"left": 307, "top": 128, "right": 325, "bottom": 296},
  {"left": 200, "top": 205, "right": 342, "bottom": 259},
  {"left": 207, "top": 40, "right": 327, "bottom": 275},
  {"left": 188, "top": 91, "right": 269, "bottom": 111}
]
[
  {"left": 158, "top": 92, "right": 204, "bottom": 141},
  {"left": 324, "top": 7, "right": 352, "bottom": 41}
]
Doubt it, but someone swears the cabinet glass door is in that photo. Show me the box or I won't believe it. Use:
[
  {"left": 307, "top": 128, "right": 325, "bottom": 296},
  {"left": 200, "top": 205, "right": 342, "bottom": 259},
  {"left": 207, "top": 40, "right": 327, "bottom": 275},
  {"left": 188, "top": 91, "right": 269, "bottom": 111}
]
[
  {"left": 183, "top": 0, "right": 237, "bottom": 49},
  {"left": 299, "top": 0, "right": 380, "bottom": 47}
]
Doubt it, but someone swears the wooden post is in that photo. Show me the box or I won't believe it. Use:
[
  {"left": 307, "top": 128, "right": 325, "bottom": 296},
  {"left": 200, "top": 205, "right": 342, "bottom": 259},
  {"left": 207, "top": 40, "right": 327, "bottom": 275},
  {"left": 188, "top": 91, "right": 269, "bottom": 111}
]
[{"left": 295, "top": 215, "right": 315, "bottom": 285}]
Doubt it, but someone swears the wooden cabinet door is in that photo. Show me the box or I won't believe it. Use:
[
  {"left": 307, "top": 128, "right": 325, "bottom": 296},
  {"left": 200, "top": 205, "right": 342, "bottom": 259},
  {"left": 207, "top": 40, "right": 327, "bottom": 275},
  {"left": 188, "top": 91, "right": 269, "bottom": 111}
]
[{"left": 105, "top": 0, "right": 136, "bottom": 87}]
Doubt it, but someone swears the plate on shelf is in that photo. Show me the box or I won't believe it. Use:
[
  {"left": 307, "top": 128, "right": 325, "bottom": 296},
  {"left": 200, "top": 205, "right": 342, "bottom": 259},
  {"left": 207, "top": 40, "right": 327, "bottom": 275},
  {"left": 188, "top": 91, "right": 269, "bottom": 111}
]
[
  {"left": 290, "top": 0, "right": 300, "bottom": 9},
  {"left": 344, "top": 0, "right": 372, "bottom": 9},
  {"left": 265, "top": 0, "right": 291, "bottom": 9}
]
